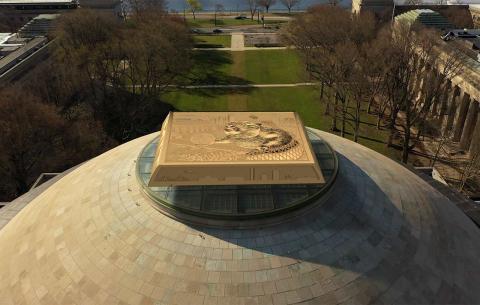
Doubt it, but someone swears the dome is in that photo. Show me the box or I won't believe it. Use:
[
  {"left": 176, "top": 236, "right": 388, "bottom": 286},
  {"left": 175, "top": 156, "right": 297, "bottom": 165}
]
[{"left": 0, "top": 129, "right": 480, "bottom": 305}]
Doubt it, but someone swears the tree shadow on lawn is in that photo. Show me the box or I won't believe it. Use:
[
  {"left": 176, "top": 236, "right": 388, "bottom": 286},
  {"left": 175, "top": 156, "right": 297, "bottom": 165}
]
[
  {"left": 338, "top": 130, "right": 387, "bottom": 145},
  {"left": 181, "top": 50, "right": 252, "bottom": 87},
  {"left": 168, "top": 86, "right": 253, "bottom": 98}
]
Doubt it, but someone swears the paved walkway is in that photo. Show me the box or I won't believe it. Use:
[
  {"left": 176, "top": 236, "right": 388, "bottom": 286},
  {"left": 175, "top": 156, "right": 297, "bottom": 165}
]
[
  {"left": 193, "top": 31, "right": 290, "bottom": 51},
  {"left": 230, "top": 32, "right": 245, "bottom": 51}
]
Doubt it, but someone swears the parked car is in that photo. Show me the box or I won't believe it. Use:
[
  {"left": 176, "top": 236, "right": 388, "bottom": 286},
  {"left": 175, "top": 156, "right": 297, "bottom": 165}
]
[
  {"left": 235, "top": 15, "right": 248, "bottom": 20},
  {"left": 213, "top": 29, "right": 223, "bottom": 34}
]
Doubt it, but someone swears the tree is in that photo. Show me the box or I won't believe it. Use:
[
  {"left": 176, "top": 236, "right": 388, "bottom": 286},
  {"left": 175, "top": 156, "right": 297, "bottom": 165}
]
[
  {"left": 0, "top": 88, "right": 64, "bottom": 196},
  {"left": 126, "top": 0, "right": 166, "bottom": 18},
  {"left": 430, "top": 129, "right": 452, "bottom": 168},
  {"left": 258, "top": 0, "right": 276, "bottom": 13},
  {"left": 284, "top": 6, "right": 376, "bottom": 141},
  {"left": 377, "top": 21, "right": 464, "bottom": 163},
  {"left": 53, "top": 10, "right": 193, "bottom": 141},
  {"left": 214, "top": 3, "right": 224, "bottom": 26},
  {"left": 459, "top": 150, "right": 480, "bottom": 193},
  {"left": 186, "top": 0, "right": 202, "bottom": 19},
  {"left": 327, "top": 0, "right": 339, "bottom": 5},
  {"left": 0, "top": 10, "right": 22, "bottom": 32},
  {"left": 246, "top": 0, "right": 258, "bottom": 20},
  {"left": 0, "top": 85, "right": 113, "bottom": 199},
  {"left": 280, "top": 0, "right": 300, "bottom": 13},
  {"left": 380, "top": 23, "right": 438, "bottom": 163}
]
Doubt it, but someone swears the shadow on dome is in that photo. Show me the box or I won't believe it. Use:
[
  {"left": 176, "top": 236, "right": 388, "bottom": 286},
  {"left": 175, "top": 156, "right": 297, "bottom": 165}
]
[{"left": 184, "top": 153, "right": 464, "bottom": 303}]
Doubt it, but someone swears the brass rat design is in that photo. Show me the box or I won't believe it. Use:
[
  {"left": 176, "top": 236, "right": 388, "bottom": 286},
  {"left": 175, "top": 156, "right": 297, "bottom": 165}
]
[{"left": 216, "top": 121, "right": 298, "bottom": 155}]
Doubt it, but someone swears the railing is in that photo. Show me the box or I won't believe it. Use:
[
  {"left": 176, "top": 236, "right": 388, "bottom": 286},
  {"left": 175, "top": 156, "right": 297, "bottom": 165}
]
[{"left": 30, "top": 172, "right": 60, "bottom": 190}]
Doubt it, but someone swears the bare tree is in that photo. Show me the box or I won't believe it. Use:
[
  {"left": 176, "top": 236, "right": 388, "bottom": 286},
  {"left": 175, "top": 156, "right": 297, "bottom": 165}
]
[
  {"left": 0, "top": 88, "right": 64, "bottom": 195},
  {"left": 377, "top": 21, "right": 465, "bottom": 163},
  {"left": 280, "top": 0, "right": 300, "bottom": 13},
  {"left": 258, "top": 0, "right": 276, "bottom": 13},
  {"left": 284, "top": 6, "right": 376, "bottom": 140},
  {"left": 404, "top": 0, "right": 423, "bottom": 5},
  {"left": 459, "top": 150, "right": 480, "bottom": 192},
  {"left": 382, "top": 24, "right": 439, "bottom": 163},
  {"left": 125, "top": 0, "right": 166, "bottom": 18},
  {"left": 53, "top": 9, "right": 192, "bottom": 141},
  {"left": 283, "top": 6, "right": 353, "bottom": 130},
  {"left": 430, "top": 129, "right": 452, "bottom": 168},
  {"left": 0, "top": 83, "right": 114, "bottom": 201},
  {"left": 186, "top": 0, "right": 202, "bottom": 19},
  {"left": 0, "top": 10, "right": 23, "bottom": 32},
  {"left": 246, "top": 0, "right": 258, "bottom": 20},
  {"left": 214, "top": 3, "right": 224, "bottom": 26}
]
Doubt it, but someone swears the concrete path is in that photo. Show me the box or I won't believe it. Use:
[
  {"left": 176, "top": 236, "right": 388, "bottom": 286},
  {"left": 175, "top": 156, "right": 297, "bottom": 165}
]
[
  {"left": 178, "top": 82, "right": 317, "bottom": 89},
  {"left": 230, "top": 32, "right": 245, "bottom": 51}
]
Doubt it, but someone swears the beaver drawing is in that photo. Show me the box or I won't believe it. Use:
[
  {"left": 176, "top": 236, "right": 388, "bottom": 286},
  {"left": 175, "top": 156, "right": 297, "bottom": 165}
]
[{"left": 215, "top": 121, "right": 298, "bottom": 155}]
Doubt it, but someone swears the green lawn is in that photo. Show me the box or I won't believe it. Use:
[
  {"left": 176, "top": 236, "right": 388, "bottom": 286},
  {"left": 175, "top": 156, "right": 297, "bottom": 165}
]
[
  {"left": 194, "top": 35, "right": 231, "bottom": 48},
  {"left": 185, "top": 50, "right": 307, "bottom": 85},
  {"left": 163, "top": 86, "right": 399, "bottom": 159},
  {"left": 170, "top": 48, "right": 400, "bottom": 160},
  {"left": 164, "top": 87, "right": 322, "bottom": 119},
  {"left": 187, "top": 18, "right": 287, "bottom": 28},
  {"left": 238, "top": 50, "right": 306, "bottom": 84}
]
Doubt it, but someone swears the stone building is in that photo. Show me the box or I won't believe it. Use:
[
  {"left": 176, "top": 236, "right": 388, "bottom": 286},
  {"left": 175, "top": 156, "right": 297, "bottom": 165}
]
[
  {"left": 351, "top": 0, "right": 393, "bottom": 15},
  {"left": 0, "top": 0, "right": 77, "bottom": 30},
  {"left": 470, "top": 4, "right": 480, "bottom": 28},
  {"left": 394, "top": 9, "right": 480, "bottom": 157}
]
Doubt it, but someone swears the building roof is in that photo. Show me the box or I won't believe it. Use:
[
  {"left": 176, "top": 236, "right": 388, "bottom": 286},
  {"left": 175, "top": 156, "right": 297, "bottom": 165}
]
[
  {"left": 395, "top": 8, "right": 454, "bottom": 30},
  {"left": 0, "top": 33, "right": 13, "bottom": 45},
  {"left": 0, "top": 129, "right": 479, "bottom": 304},
  {"left": 0, "top": 0, "right": 74, "bottom": 3},
  {"left": 149, "top": 112, "right": 324, "bottom": 187}
]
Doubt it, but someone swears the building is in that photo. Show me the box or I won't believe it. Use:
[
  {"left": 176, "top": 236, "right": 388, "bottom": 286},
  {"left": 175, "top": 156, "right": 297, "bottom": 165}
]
[
  {"left": 0, "top": 0, "right": 77, "bottom": 29},
  {"left": 394, "top": 8, "right": 453, "bottom": 31},
  {"left": 393, "top": 9, "right": 480, "bottom": 158},
  {"left": 351, "top": 0, "right": 393, "bottom": 15},
  {"left": 471, "top": 4, "right": 480, "bottom": 28},
  {"left": 0, "top": 112, "right": 479, "bottom": 304},
  {"left": 0, "top": 14, "right": 59, "bottom": 82}
]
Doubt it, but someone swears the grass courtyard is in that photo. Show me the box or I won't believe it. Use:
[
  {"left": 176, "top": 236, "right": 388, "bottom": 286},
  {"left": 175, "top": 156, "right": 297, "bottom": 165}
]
[
  {"left": 187, "top": 17, "right": 287, "bottom": 28},
  {"left": 185, "top": 49, "right": 307, "bottom": 85},
  {"left": 165, "top": 86, "right": 398, "bottom": 159},
  {"left": 165, "top": 48, "right": 400, "bottom": 160},
  {"left": 194, "top": 35, "right": 231, "bottom": 48}
]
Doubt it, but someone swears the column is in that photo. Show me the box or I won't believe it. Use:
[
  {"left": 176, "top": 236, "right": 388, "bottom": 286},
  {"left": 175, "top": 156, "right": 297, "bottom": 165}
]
[
  {"left": 442, "top": 86, "right": 461, "bottom": 135},
  {"left": 460, "top": 100, "right": 479, "bottom": 151},
  {"left": 438, "top": 79, "right": 452, "bottom": 119},
  {"left": 431, "top": 73, "right": 447, "bottom": 118},
  {"left": 469, "top": 116, "right": 480, "bottom": 156},
  {"left": 416, "top": 65, "right": 428, "bottom": 103},
  {"left": 453, "top": 92, "right": 471, "bottom": 142}
]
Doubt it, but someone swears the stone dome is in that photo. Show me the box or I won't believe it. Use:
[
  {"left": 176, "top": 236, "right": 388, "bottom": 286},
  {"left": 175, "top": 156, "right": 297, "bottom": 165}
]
[{"left": 0, "top": 129, "right": 479, "bottom": 305}]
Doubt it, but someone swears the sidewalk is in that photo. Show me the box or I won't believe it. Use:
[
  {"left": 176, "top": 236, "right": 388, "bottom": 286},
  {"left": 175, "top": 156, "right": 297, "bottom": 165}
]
[{"left": 230, "top": 32, "right": 245, "bottom": 51}]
